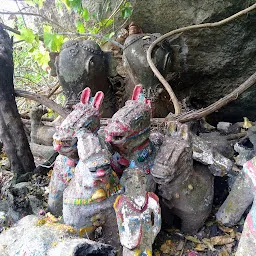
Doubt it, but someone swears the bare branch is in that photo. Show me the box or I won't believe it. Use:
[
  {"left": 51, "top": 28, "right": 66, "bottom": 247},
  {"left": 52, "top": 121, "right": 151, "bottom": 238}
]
[
  {"left": 57, "top": 32, "right": 124, "bottom": 49},
  {"left": 0, "top": 22, "right": 44, "bottom": 41},
  {"left": 147, "top": 3, "right": 256, "bottom": 115},
  {"left": 174, "top": 71, "right": 256, "bottom": 122},
  {"left": 0, "top": 11, "right": 65, "bottom": 30},
  {"left": 15, "top": 89, "right": 70, "bottom": 118}
]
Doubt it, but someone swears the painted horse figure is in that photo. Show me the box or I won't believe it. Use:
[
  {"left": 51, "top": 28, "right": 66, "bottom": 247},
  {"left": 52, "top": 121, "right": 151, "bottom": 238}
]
[
  {"left": 62, "top": 127, "right": 121, "bottom": 246},
  {"left": 48, "top": 88, "right": 103, "bottom": 216},
  {"left": 151, "top": 122, "right": 214, "bottom": 233},
  {"left": 114, "top": 167, "right": 161, "bottom": 256},
  {"left": 105, "top": 85, "right": 156, "bottom": 192},
  {"left": 105, "top": 85, "right": 214, "bottom": 234}
]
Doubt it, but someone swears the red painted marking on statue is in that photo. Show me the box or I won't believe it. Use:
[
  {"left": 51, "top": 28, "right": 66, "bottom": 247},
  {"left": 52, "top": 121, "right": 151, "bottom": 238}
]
[
  {"left": 54, "top": 144, "right": 62, "bottom": 151},
  {"left": 96, "top": 169, "right": 105, "bottom": 177},
  {"left": 66, "top": 158, "right": 76, "bottom": 167},
  {"left": 118, "top": 157, "right": 130, "bottom": 167}
]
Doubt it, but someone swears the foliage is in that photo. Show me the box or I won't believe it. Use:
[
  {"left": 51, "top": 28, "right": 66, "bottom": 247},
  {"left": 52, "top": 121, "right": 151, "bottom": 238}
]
[
  {"left": 1, "top": 0, "right": 133, "bottom": 113},
  {"left": 15, "top": 0, "right": 133, "bottom": 68}
]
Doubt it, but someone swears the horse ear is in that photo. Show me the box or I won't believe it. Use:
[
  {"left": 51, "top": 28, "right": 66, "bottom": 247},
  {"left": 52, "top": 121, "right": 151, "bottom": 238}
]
[
  {"left": 80, "top": 87, "right": 91, "bottom": 104},
  {"left": 178, "top": 124, "right": 189, "bottom": 141},
  {"left": 93, "top": 91, "right": 104, "bottom": 109},
  {"left": 132, "top": 84, "right": 143, "bottom": 100}
]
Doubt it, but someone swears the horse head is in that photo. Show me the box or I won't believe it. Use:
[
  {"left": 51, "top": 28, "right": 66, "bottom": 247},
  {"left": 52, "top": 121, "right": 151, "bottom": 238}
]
[
  {"left": 53, "top": 88, "right": 104, "bottom": 158},
  {"left": 105, "top": 85, "right": 152, "bottom": 155}
]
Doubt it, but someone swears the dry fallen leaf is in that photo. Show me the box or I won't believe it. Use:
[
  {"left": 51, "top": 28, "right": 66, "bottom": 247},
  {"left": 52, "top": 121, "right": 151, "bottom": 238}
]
[
  {"left": 186, "top": 236, "right": 201, "bottom": 244},
  {"left": 176, "top": 240, "right": 185, "bottom": 251},
  {"left": 154, "top": 250, "right": 161, "bottom": 256},
  {"left": 236, "top": 232, "right": 242, "bottom": 240},
  {"left": 210, "top": 235, "right": 234, "bottom": 246},
  {"left": 219, "top": 225, "right": 234, "bottom": 233},
  {"left": 195, "top": 243, "right": 207, "bottom": 252},
  {"left": 243, "top": 117, "right": 252, "bottom": 129},
  {"left": 202, "top": 238, "right": 215, "bottom": 251},
  {"left": 218, "top": 249, "right": 229, "bottom": 256},
  {"left": 160, "top": 239, "right": 174, "bottom": 254}
]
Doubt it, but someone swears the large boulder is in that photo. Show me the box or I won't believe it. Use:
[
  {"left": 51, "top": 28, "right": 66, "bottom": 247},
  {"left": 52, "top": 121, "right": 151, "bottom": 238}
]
[
  {"left": 0, "top": 215, "right": 116, "bottom": 256},
  {"left": 82, "top": 0, "right": 256, "bottom": 121}
]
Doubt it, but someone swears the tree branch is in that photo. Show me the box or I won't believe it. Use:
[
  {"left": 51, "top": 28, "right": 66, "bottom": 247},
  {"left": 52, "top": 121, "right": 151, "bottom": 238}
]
[
  {"left": 147, "top": 3, "right": 256, "bottom": 115},
  {"left": 174, "top": 71, "right": 256, "bottom": 122},
  {"left": 0, "top": 22, "right": 44, "bottom": 41},
  {"left": 15, "top": 89, "right": 70, "bottom": 118},
  {"left": 0, "top": 11, "right": 65, "bottom": 30},
  {"left": 57, "top": 32, "right": 124, "bottom": 49}
]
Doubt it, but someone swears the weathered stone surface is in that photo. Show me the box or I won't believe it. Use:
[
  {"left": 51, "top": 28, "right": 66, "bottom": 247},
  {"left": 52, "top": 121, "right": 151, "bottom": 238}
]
[
  {"left": 0, "top": 215, "right": 116, "bottom": 256},
  {"left": 3, "top": 182, "right": 44, "bottom": 224},
  {"left": 114, "top": 168, "right": 161, "bottom": 256},
  {"left": 82, "top": 0, "right": 256, "bottom": 121},
  {"left": 235, "top": 157, "right": 256, "bottom": 256},
  {"left": 216, "top": 172, "right": 253, "bottom": 227},
  {"left": 152, "top": 123, "right": 214, "bottom": 233},
  {"left": 56, "top": 40, "right": 116, "bottom": 117}
]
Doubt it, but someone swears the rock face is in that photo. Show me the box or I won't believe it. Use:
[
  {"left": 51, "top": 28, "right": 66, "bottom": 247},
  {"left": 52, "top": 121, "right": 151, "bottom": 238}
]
[
  {"left": 0, "top": 215, "right": 116, "bottom": 256},
  {"left": 82, "top": 0, "right": 256, "bottom": 121}
]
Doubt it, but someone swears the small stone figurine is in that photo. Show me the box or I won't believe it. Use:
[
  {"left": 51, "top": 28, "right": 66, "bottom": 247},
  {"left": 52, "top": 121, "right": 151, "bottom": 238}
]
[
  {"left": 114, "top": 166, "right": 161, "bottom": 256},
  {"left": 236, "top": 156, "right": 256, "bottom": 256},
  {"left": 105, "top": 84, "right": 156, "bottom": 192},
  {"left": 151, "top": 122, "right": 214, "bottom": 233},
  {"left": 48, "top": 88, "right": 102, "bottom": 216}
]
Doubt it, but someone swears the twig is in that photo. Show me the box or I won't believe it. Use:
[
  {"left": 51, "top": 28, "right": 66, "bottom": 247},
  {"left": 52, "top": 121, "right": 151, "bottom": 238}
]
[
  {"left": 15, "top": 0, "right": 27, "bottom": 28},
  {"left": 175, "top": 71, "right": 256, "bottom": 122},
  {"left": 0, "top": 11, "right": 65, "bottom": 30},
  {"left": 46, "top": 82, "right": 60, "bottom": 98},
  {"left": 147, "top": 3, "right": 256, "bottom": 115},
  {"left": 15, "top": 89, "right": 69, "bottom": 118},
  {"left": 0, "top": 22, "right": 44, "bottom": 41},
  {"left": 57, "top": 32, "right": 124, "bottom": 49}
]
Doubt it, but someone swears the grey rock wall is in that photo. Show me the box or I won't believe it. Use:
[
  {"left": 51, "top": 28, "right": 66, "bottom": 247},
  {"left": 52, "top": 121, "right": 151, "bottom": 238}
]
[{"left": 82, "top": 0, "right": 256, "bottom": 121}]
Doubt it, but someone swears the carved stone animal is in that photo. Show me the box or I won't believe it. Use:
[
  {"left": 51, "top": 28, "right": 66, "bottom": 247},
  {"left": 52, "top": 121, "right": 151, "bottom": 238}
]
[
  {"left": 105, "top": 85, "right": 156, "bottom": 192},
  {"left": 151, "top": 122, "right": 214, "bottom": 233},
  {"left": 63, "top": 129, "right": 121, "bottom": 247},
  {"left": 48, "top": 88, "right": 103, "bottom": 216},
  {"left": 123, "top": 31, "right": 175, "bottom": 117},
  {"left": 56, "top": 39, "right": 116, "bottom": 117},
  {"left": 114, "top": 167, "right": 161, "bottom": 256}
]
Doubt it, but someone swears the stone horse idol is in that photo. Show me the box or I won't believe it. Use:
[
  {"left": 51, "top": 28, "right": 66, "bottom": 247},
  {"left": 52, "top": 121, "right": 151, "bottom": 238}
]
[
  {"left": 105, "top": 85, "right": 214, "bottom": 234},
  {"left": 48, "top": 88, "right": 103, "bottom": 216},
  {"left": 62, "top": 129, "right": 121, "bottom": 246},
  {"left": 105, "top": 85, "right": 156, "bottom": 192},
  {"left": 114, "top": 166, "right": 161, "bottom": 256}
]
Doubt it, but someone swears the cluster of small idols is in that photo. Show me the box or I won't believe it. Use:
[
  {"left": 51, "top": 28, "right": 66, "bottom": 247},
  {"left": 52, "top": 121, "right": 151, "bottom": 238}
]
[{"left": 47, "top": 85, "right": 256, "bottom": 256}]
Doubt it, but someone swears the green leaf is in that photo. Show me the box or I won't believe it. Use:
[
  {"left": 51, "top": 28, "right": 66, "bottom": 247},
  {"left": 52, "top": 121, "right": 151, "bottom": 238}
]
[
  {"left": 28, "top": 46, "right": 36, "bottom": 53},
  {"left": 60, "top": 0, "right": 70, "bottom": 10},
  {"left": 38, "top": 0, "right": 44, "bottom": 8},
  {"left": 32, "top": 49, "right": 50, "bottom": 70},
  {"left": 43, "top": 25, "right": 52, "bottom": 33},
  {"left": 76, "top": 20, "right": 85, "bottom": 33},
  {"left": 69, "top": 0, "right": 82, "bottom": 13},
  {"left": 105, "top": 32, "right": 115, "bottom": 39},
  {"left": 120, "top": 1, "right": 133, "bottom": 19},
  {"left": 19, "top": 28, "right": 35, "bottom": 43},
  {"left": 88, "top": 27, "right": 100, "bottom": 34},
  {"left": 99, "top": 18, "right": 113, "bottom": 28},
  {"left": 44, "top": 33, "right": 64, "bottom": 52},
  {"left": 121, "top": 8, "right": 132, "bottom": 19},
  {"left": 82, "top": 8, "right": 90, "bottom": 21}
]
